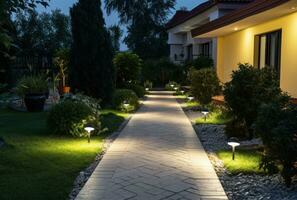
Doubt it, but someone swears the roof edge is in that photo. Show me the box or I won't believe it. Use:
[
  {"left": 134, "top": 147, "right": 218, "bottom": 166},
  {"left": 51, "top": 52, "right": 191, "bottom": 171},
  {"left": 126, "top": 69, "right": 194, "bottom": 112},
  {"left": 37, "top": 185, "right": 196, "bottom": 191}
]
[{"left": 191, "top": 0, "right": 290, "bottom": 37}]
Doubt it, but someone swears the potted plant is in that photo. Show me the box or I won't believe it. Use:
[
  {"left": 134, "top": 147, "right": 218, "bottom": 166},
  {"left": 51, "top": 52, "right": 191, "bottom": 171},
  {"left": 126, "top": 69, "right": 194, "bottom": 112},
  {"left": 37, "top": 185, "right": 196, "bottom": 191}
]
[
  {"left": 54, "top": 49, "right": 71, "bottom": 94},
  {"left": 16, "top": 75, "right": 48, "bottom": 112}
]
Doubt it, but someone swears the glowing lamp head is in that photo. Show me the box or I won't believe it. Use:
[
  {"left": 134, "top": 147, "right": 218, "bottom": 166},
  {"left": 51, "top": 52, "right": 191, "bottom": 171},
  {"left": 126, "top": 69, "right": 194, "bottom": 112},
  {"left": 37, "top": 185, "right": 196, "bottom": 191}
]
[
  {"left": 181, "top": 90, "right": 185, "bottom": 94},
  {"left": 170, "top": 84, "right": 174, "bottom": 88},
  {"left": 228, "top": 137, "right": 240, "bottom": 147},
  {"left": 202, "top": 111, "right": 209, "bottom": 116},
  {"left": 188, "top": 96, "right": 194, "bottom": 101},
  {"left": 145, "top": 88, "right": 149, "bottom": 91},
  {"left": 84, "top": 127, "right": 94, "bottom": 133},
  {"left": 174, "top": 87, "right": 178, "bottom": 91},
  {"left": 123, "top": 101, "right": 130, "bottom": 108}
]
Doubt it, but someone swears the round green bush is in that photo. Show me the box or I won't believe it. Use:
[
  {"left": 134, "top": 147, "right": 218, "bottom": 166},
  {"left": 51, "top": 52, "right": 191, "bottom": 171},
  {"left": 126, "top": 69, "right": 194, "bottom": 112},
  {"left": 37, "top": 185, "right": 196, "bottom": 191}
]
[
  {"left": 128, "top": 84, "right": 145, "bottom": 98},
  {"left": 113, "top": 89, "right": 139, "bottom": 112},
  {"left": 47, "top": 101, "right": 93, "bottom": 137}
]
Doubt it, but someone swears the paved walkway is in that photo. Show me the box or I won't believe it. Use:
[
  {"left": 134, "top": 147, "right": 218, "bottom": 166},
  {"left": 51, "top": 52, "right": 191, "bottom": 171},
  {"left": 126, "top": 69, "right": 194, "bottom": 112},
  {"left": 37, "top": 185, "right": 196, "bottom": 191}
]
[{"left": 76, "top": 92, "right": 227, "bottom": 200}]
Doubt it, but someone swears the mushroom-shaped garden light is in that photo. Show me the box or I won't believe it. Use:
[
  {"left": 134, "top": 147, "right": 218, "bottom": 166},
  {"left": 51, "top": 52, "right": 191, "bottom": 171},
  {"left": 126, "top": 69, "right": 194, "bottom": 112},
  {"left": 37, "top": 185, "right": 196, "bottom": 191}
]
[
  {"left": 84, "top": 126, "right": 95, "bottom": 143},
  {"left": 201, "top": 110, "right": 209, "bottom": 121},
  {"left": 228, "top": 137, "right": 240, "bottom": 160}
]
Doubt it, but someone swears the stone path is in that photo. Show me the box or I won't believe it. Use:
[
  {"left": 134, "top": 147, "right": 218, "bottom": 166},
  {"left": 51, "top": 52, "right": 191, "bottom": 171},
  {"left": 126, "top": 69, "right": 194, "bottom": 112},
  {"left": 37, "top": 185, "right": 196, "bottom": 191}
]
[{"left": 76, "top": 92, "right": 228, "bottom": 200}]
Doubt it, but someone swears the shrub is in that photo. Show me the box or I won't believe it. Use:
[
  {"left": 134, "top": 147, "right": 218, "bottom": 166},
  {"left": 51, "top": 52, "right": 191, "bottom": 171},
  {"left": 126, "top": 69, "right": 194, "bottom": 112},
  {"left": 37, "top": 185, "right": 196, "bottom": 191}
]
[
  {"left": 127, "top": 84, "right": 145, "bottom": 98},
  {"left": 144, "top": 80, "right": 153, "bottom": 89},
  {"left": 142, "top": 58, "right": 186, "bottom": 86},
  {"left": 48, "top": 100, "right": 96, "bottom": 137},
  {"left": 165, "top": 81, "right": 180, "bottom": 91},
  {"left": 225, "top": 118, "right": 249, "bottom": 139},
  {"left": 113, "top": 52, "right": 142, "bottom": 87},
  {"left": 223, "top": 63, "right": 285, "bottom": 138},
  {"left": 255, "top": 101, "right": 297, "bottom": 186},
  {"left": 16, "top": 75, "right": 48, "bottom": 96},
  {"left": 189, "top": 68, "right": 221, "bottom": 106},
  {"left": 185, "top": 56, "right": 214, "bottom": 70},
  {"left": 113, "top": 89, "right": 139, "bottom": 112}
]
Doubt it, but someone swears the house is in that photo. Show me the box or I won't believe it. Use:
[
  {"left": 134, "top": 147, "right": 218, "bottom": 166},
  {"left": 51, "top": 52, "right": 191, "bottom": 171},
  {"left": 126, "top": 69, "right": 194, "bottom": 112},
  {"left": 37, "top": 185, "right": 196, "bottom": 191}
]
[
  {"left": 166, "top": 0, "right": 254, "bottom": 64},
  {"left": 167, "top": 0, "right": 297, "bottom": 99}
]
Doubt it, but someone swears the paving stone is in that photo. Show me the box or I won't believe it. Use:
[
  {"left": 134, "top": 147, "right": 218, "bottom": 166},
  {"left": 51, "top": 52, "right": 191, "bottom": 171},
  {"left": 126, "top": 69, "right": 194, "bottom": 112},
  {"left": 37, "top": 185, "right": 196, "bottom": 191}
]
[{"left": 75, "top": 92, "right": 227, "bottom": 200}]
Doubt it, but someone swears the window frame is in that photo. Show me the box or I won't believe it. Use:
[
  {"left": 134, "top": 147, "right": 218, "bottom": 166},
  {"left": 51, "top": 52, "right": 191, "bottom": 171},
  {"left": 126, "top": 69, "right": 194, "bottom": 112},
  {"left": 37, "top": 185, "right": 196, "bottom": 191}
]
[{"left": 255, "top": 29, "right": 282, "bottom": 78}]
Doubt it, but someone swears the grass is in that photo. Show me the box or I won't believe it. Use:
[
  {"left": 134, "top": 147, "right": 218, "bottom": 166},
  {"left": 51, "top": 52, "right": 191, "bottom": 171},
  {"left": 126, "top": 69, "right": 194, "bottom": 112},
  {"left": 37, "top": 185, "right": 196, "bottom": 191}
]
[
  {"left": 0, "top": 108, "right": 127, "bottom": 200},
  {"left": 196, "top": 108, "right": 231, "bottom": 125},
  {"left": 217, "top": 149, "right": 265, "bottom": 174}
]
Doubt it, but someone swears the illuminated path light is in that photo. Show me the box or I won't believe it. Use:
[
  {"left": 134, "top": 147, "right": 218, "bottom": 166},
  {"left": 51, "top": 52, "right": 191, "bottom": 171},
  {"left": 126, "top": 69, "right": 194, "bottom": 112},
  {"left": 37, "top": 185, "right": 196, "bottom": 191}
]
[
  {"left": 228, "top": 137, "right": 240, "bottom": 160},
  {"left": 84, "top": 126, "right": 94, "bottom": 143},
  {"left": 76, "top": 91, "right": 227, "bottom": 200}
]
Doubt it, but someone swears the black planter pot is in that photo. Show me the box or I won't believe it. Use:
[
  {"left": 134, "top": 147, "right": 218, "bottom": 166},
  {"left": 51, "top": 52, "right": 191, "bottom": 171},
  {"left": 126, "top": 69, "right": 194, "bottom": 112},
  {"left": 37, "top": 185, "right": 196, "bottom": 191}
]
[{"left": 24, "top": 93, "right": 46, "bottom": 112}]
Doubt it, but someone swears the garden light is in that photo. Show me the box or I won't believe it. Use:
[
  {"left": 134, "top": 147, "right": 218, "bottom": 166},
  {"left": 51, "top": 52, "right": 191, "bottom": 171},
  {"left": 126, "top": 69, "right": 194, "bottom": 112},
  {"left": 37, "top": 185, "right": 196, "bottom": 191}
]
[
  {"left": 228, "top": 137, "right": 240, "bottom": 160},
  {"left": 170, "top": 84, "right": 174, "bottom": 88},
  {"left": 174, "top": 87, "right": 178, "bottom": 91},
  {"left": 188, "top": 96, "right": 194, "bottom": 101},
  {"left": 123, "top": 101, "right": 130, "bottom": 108},
  {"left": 84, "top": 126, "right": 94, "bottom": 143},
  {"left": 201, "top": 110, "right": 209, "bottom": 121},
  {"left": 181, "top": 90, "right": 185, "bottom": 95},
  {"left": 145, "top": 88, "right": 149, "bottom": 91}
]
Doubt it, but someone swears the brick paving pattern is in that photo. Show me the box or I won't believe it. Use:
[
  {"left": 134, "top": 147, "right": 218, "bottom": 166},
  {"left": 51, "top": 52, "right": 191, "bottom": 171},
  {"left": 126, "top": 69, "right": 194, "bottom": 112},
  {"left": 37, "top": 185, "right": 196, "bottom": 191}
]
[{"left": 76, "top": 91, "right": 228, "bottom": 200}]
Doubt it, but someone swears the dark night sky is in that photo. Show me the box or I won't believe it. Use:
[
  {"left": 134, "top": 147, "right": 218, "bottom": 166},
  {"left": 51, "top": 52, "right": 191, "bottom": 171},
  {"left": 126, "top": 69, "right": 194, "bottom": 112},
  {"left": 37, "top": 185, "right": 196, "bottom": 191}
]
[{"left": 38, "top": 0, "right": 206, "bottom": 50}]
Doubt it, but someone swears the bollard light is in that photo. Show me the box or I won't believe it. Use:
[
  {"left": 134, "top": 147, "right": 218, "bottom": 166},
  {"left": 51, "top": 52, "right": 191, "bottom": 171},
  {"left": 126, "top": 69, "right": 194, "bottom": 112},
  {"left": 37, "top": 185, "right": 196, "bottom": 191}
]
[
  {"left": 188, "top": 96, "right": 194, "bottom": 101},
  {"left": 228, "top": 137, "right": 240, "bottom": 160},
  {"left": 145, "top": 88, "right": 149, "bottom": 91},
  {"left": 201, "top": 110, "right": 209, "bottom": 121},
  {"left": 84, "top": 126, "right": 94, "bottom": 143},
  {"left": 181, "top": 90, "right": 185, "bottom": 95}
]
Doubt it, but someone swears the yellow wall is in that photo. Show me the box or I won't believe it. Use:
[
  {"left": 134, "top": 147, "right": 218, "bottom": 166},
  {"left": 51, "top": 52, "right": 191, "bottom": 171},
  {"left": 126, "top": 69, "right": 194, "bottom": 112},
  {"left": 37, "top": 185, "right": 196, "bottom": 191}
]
[{"left": 217, "top": 12, "right": 297, "bottom": 98}]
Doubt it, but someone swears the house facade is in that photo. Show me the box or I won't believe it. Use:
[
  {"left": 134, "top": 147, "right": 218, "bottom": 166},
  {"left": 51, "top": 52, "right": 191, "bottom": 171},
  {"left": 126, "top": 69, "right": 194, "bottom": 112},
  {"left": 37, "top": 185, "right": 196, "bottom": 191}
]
[
  {"left": 166, "top": 0, "right": 253, "bottom": 64},
  {"left": 168, "top": 0, "right": 297, "bottom": 98}
]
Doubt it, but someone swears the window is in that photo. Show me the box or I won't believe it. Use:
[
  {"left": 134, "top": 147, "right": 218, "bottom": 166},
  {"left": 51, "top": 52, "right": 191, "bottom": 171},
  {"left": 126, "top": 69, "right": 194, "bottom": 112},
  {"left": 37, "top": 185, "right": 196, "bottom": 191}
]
[
  {"left": 255, "top": 30, "right": 282, "bottom": 77},
  {"left": 187, "top": 45, "right": 193, "bottom": 61},
  {"left": 199, "top": 42, "right": 212, "bottom": 58}
]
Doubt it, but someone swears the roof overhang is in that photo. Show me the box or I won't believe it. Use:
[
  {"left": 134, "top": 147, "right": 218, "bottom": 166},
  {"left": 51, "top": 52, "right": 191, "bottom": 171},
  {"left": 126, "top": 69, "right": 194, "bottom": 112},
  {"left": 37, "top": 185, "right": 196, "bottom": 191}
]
[{"left": 192, "top": 0, "right": 297, "bottom": 38}]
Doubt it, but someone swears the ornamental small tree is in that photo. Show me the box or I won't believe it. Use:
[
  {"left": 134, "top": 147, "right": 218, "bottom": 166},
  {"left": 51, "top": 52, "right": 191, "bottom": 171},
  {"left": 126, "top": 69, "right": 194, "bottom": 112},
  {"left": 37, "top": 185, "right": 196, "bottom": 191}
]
[
  {"left": 189, "top": 68, "right": 221, "bottom": 106},
  {"left": 223, "top": 63, "right": 284, "bottom": 138},
  {"left": 70, "top": 0, "right": 115, "bottom": 104},
  {"left": 113, "top": 52, "right": 142, "bottom": 88},
  {"left": 255, "top": 100, "right": 296, "bottom": 186}
]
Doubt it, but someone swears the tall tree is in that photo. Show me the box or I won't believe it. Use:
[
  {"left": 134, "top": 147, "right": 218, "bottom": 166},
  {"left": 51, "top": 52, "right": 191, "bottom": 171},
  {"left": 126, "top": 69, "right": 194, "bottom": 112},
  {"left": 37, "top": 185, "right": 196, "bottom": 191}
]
[
  {"left": 108, "top": 25, "right": 122, "bottom": 52},
  {"left": 70, "top": 0, "right": 115, "bottom": 104},
  {"left": 105, "top": 0, "right": 175, "bottom": 60},
  {"left": 14, "top": 9, "right": 71, "bottom": 55},
  {"left": 0, "top": 0, "right": 49, "bottom": 83}
]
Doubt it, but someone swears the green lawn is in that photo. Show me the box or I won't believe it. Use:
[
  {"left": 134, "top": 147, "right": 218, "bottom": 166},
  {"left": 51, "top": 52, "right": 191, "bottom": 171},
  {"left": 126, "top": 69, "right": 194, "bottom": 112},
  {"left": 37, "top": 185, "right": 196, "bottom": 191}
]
[
  {"left": 217, "top": 149, "right": 265, "bottom": 174},
  {"left": 196, "top": 108, "right": 231, "bottom": 125},
  {"left": 0, "top": 108, "right": 127, "bottom": 200}
]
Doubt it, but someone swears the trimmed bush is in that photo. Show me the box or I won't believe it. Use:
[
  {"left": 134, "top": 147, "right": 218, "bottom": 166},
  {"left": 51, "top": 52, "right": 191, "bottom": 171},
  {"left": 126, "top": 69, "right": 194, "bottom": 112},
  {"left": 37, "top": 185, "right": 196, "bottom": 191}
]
[
  {"left": 47, "top": 101, "right": 94, "bottom": 137},
  {"left": 185, "top": 56, "right": 214, "bottom": 70},
  {"left": 142, "top": 58, "right": 186, "bottom": 86},
  {"left": 165, "top": 81, "right": 180, "bottom": 91},
  {"left": 189, "top": 68, "right": 221, "bottom": 106},
  {"left": 113, "top": 52, "right": 142, "bottom": 87},
  {"left": 256, "top": 101, "right": 297, "bottom": 186},
  {"left": 127, "top": 84, "right": 145, "bottom": 98},
  {"left": 113, "top": 89, "right": 139, "bottom": 112},
  {"left": 223, "top": 63, "right": 285, "bottom": 138}
]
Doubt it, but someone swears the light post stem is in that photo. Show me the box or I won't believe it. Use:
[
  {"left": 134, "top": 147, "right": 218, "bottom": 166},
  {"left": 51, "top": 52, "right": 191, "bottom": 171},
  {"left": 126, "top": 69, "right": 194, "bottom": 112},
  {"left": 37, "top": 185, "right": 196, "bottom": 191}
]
[
  {"left": 232, "top": 146, "right": 235, "bottom": 160},
  {"left": 88, "top": 132, "right": 91, "bottom": 143}
]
